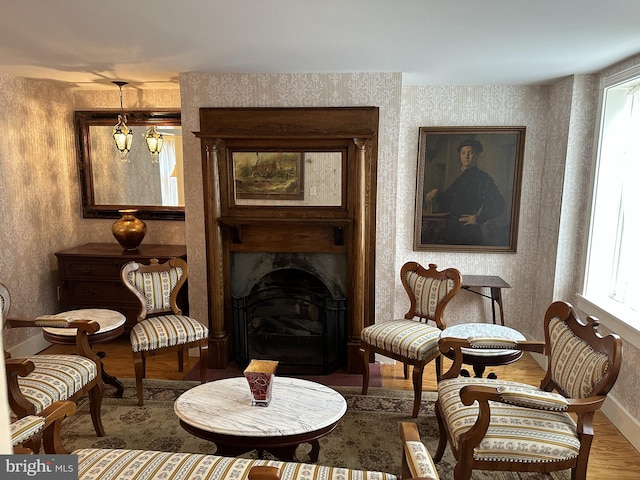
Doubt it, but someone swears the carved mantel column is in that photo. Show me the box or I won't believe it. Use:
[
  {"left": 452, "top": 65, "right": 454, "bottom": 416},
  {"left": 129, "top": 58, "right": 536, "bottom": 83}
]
[
  {"left": 204, "top": 141, "right": 229, "bottom": 368},
  {"left": 348, "top": 138, "right": 368, "bottom": 370}
]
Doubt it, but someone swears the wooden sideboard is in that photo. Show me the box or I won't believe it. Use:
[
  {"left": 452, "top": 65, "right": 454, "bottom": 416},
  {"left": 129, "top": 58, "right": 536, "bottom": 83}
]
[{"left": 55, "top": 243, "right": 188, "bottom": 332}]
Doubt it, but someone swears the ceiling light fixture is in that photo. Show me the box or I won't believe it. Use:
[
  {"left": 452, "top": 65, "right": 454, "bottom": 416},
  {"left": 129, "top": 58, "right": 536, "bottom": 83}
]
[
  {"left": 112, "top": 81, "right": 133, "bottom": 161},
  {"left": 145, "top": 125, "right": 164, "bottom": 162}
]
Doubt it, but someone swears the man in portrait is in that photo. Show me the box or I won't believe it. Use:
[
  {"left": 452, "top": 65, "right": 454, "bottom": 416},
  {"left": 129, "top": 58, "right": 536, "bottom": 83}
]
[{"left": 425, "top": 138, "right": 505, "bottom": 245}]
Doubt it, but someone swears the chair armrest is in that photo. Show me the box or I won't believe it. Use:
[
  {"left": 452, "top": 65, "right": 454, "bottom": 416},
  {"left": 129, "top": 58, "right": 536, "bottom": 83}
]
[
  {"left": 7, "top": 315, "right": 99, "bottom": 333},
  {"left": 5, "top": 358, "right": 38, "bottom": 416},
  {"left": 11, "top": 416, "right": 45, "bottom": 448},
  {"left": 438, "top": 337, "right": 470, "bottom": 379},
  {"left": 35, "top": 315, "right": 101, "bottom": 335},
  {"left": 34, "top": 317, "right": 101, "bottom": 361},
  {"left": 566, "top": 396, "right": 607, "bottom": 413},
  {"left": 6, "top": 316, "right": 100, "bottom": 360},
  {"left": 400, "top": 422, "right": 439, "bottom": 480},
  {"left": 5, "top": 357, "right": 35, "bottom": 376}
]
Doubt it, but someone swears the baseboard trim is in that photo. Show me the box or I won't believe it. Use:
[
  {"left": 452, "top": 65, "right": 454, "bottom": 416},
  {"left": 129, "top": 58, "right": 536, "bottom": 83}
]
[
  {"left": 600, "top": 391, "right": 640, "bottom": 452},
  {"left": 7, "top": 334, "right": 51, "bottom": 358}
]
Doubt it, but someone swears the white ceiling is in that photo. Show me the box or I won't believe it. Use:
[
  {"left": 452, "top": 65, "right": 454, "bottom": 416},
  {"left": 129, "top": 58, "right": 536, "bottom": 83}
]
[{"left": 2, "top": 0, "right": 640, "bottom": 90}]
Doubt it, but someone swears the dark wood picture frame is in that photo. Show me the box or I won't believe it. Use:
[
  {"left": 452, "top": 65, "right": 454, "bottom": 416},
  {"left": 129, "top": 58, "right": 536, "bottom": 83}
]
[
  {"left": 233, "top": 151, "right": 304, "bottom": 200},
  {"left": 74, "top": 110, "right": 184, "bottom": 220},
  {"left": 414, "top": 126, "right": 525, "bottom": 253}
]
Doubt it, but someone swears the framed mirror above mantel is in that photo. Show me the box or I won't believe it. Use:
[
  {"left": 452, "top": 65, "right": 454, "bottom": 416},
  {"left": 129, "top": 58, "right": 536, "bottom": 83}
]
[
  {"left": 74, "top": 110, "right": 185, "bottom": 220},
  {"left": 196, "top": 107, "right": 379, "bottom": 373}
]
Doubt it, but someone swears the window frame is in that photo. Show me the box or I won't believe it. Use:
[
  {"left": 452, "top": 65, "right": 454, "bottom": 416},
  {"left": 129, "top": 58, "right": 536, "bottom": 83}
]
[{"left": 578, "top": 64, "right": 640, "bottom": 349}]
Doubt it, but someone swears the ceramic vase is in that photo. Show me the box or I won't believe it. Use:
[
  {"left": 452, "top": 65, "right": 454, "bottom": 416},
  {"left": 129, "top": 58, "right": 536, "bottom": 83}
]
[{"left": 112, "top": 209, "right": 147, "bottom": 251}]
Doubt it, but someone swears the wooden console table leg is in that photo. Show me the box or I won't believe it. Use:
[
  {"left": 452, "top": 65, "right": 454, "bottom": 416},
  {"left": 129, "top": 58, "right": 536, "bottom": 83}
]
[{"left": 490, "top": 287, "right": 506, "bottom": 326}]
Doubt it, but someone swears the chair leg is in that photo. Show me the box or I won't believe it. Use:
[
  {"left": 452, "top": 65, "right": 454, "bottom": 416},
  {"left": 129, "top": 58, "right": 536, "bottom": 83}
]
[
  {"left": 178, "top": 348, "right": 184, "bottom": 372},
  {"left": 199, "top": 344, "right": 208, "bottom": 383},
  {"left": 88, "top": 381, "right": 106, "bottom": 436},
  {"left": 25, "top": 433, "right": 42, "bottom": 454},
  {"left": 434, "top": 400, "right": 448, "bottom": 461},
  {"left": 453, "top": 462, "right": 473, "bottom": 480},
  {"left": 572, "top": 435, "right": 593, "bottom": 480},
  {"left": 411, "top": 362, "right": 425, "bottom": 417},
  {"left": 133, "top": 351, "right": 145, "bottom": 406},
  {"left": 403, "top": 363, "right": 409, "bottom": 379},
  {"left": 435, "top": 355, "right": 442, "bottom": 382},
  {"left": 360, "top": 346, "right": 370, "bottom": 395}
]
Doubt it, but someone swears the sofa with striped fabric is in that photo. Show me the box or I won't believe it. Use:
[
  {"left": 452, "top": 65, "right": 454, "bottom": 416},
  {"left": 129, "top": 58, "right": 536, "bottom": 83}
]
[
  {"left": 70, "top": 429, "right": 440, "bottom": 480},
  {"left": 71, "top": 422, "right": 440, "bottom": 480},
  {"left": 28, "top": 400, "right": 439, "bottom": 480}
]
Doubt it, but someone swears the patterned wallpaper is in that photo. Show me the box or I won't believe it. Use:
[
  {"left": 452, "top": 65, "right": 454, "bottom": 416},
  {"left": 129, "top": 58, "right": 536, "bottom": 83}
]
[
  {"left": 398, "top": 84, "right": 551, "bottom": 337},
  {"left": 0, "top": 75, "right": 78, "bottom": 350},
  {"left": 1, "top": 65, "right": 638, "bottom": 440}
]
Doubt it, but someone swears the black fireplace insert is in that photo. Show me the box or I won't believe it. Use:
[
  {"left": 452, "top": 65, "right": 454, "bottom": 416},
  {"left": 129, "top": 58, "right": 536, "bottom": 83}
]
[{"left": 232, "top": 284, "right": 347, "bottom": 375}]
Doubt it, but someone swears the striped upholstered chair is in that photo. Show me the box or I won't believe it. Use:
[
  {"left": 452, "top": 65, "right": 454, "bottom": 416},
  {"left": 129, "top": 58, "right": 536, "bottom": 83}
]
[
  {"left": 434, "top": 301, "right": 622, "bottom": 480},
  {"left": 121, "top": 257, "right": 209, "bottom": 405},
  {"left": 1, "top": 283, "right": 105, "bottom": 450},
  {"left": 360, "top": 262, "right": 462, "bottom": 417}
]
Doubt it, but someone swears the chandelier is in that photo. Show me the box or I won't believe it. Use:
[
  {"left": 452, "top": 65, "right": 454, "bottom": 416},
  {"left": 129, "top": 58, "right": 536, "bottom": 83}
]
[
  {"left": 112, "top": 81, "right": 133, "bottom": 161},
  {"left": 145, "top": 125, "right": 164, "bottom": 163}
]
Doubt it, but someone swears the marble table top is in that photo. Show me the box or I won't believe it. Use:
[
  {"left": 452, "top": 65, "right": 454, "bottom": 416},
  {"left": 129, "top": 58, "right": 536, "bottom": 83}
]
[
  {"left": 174, "top": 377, "right": 347, "bottom": 437},
  {"left": 441, "top": 323, "right": 526, "bottom": 357},
  {"left": 42, "top": 309, "right": 126, "bottom": 336}
]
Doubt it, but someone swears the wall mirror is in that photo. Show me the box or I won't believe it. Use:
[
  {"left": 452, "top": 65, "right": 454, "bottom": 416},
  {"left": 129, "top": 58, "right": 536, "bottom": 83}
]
[{"left": 75, "top": 110, "right": 185, "bottom": 220}]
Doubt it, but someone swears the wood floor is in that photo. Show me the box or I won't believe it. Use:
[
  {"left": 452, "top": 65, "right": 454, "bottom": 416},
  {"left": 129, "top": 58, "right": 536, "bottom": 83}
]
[{"left": 44, "top": 337, "right": 639, "bottom": 479}]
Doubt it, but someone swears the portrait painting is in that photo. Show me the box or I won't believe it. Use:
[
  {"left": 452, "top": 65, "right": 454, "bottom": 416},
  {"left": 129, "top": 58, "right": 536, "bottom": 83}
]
[{"left": 414, "top": 127, "right": 525, "bottom": 252}]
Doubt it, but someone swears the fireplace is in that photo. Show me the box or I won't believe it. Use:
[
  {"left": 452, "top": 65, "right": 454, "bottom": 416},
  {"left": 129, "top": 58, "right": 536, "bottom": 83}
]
[
  {"left": 231, "top": 253, "right": 347, "bottom": 374},
  {"left": 197, "top": 107, "right": 379, "bottom": 373}
]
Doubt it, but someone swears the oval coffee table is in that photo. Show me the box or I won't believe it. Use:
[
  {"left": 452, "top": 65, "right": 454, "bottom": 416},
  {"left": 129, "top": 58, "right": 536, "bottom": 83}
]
[
  {"left": 174, "top": 376, "right": 347, "bottom": 461},
  {"left": 440, "top": 323, "right": 526, "bottom": 378}
]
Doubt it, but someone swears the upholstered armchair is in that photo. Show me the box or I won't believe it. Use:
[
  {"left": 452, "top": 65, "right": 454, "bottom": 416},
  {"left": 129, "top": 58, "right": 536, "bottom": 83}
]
[
  {"left": 360, "top": 262, "right": 462, "bottom": 417},
  {"left": 120, "top": 257, "right": 209, "bottom": 406},
  {"left": 434, "top": 301, "right": 622, "bottom": 480},
  {"left": 1, "top": 283, "right": 105, "bottom": 450}
]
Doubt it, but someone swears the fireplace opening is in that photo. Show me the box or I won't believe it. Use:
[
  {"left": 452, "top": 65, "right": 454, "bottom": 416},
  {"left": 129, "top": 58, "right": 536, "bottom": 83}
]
[{"left": 232, "top": 268, "right": 347, "bottom": 375}]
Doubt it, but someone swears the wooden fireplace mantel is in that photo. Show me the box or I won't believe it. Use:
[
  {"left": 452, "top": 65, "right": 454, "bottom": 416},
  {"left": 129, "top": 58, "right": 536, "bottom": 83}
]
[
  {"left": 196, "top": 107, "right": 379, "bottom": 373},
  {"left": 218, "top": 217, "right": 352, "bottom": 251}
]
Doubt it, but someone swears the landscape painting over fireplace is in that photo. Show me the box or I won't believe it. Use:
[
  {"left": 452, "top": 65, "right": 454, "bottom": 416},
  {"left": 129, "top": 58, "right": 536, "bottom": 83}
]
[{"left": 233, "top": 151, "right": 304, "bottom": 200}]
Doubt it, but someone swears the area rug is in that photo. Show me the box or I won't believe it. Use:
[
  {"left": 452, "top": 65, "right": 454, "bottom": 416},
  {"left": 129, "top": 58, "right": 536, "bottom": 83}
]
[
  {"left": 62, "top": 379, "right": 569, "bottom": 480},
  {"left": 183, "top": 361, "right": 383, "bottom": 387}
]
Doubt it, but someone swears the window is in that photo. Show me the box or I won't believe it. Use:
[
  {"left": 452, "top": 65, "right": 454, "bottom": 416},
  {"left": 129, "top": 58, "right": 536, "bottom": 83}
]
[{"left": 583, "top": 68, "right": 640, "bottom": 328}]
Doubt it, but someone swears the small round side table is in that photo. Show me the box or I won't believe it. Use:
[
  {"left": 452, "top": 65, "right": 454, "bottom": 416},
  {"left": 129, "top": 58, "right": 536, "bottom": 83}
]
[
  {"left": 440, "top": 323, "right": 526, "bottom": 379},
  {"left": 42, "top": 308, "right": 126, "bottom": 397}
]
